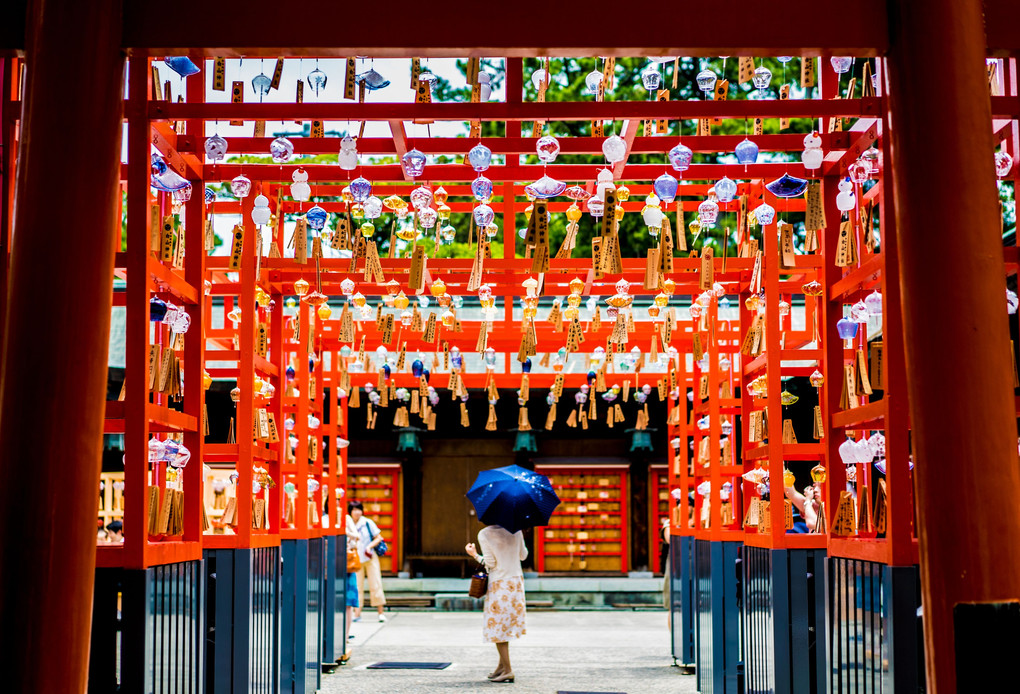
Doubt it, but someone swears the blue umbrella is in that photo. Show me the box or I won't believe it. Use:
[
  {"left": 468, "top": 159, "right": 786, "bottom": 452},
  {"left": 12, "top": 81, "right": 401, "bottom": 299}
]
[{"left": 466, "top": 465, "right": 560, "bottom": 534}]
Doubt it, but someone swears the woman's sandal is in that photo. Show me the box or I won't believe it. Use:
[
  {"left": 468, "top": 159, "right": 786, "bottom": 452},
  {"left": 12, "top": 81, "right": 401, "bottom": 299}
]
[{"left": 489, "top": 671, "right": 515, "bottom": 683}]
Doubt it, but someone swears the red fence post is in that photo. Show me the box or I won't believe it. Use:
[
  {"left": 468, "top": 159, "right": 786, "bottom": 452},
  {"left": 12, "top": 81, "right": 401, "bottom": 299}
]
[
  {"left": 0, "top": 1, "right": 124, "bottom": 691},
  {"left": 886, "top": 0, "right": 1020, "bottom": 689}
]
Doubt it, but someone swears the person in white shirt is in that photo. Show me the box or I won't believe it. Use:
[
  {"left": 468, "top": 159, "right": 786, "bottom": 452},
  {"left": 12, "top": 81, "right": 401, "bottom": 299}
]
[
  {"left": 466, "top": 524, "right": 528, "bottom": 683},
  {"left": 347, "top": 500, "right": 387, "bottom": 622}
]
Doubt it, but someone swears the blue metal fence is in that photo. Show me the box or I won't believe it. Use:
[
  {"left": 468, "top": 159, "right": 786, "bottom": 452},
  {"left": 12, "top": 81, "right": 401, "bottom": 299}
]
[
  {"left": 743, "top": 546, "right": 827, "bottom": 693},
  {"left": 281, "top": 538, "right": 326, "bottom": 694},
  {"left": 669, "top": 534, "right": 696, "bottom": 666},
  {"left": 90, "top": 561, "right": 204, "bottom": 694},
  {"left": 305, "top": 536, "right": 323, "bottom": 692},
  {"left": 321, "top": 536, "right": 347, "bottom": 666},
  {"left": 204, "top": 546, "right": 280, "bottom": 694},
  {"left": 694, "top": 539, "right": 743, "bottom": 694},
  {"left": 827, "top": 559, "right": 924, "bottom": 693}
]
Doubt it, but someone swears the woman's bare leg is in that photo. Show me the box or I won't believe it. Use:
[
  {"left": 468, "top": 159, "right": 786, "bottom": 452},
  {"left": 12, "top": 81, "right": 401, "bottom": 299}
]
[
  {"left": 496, "top": 641, "right": 511, "bottom": 673},
  {"left": 343, "top": 606, "right": 354, "bottom": 659},
  {"left": 488, "top": 642, "right": 506, "bottom": 678}
]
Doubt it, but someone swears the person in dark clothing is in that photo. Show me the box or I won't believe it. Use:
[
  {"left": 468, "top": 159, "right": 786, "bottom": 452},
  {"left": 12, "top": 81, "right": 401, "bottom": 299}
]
[{"left": 658, "top": 518, "right": 671, "bottom": 574}]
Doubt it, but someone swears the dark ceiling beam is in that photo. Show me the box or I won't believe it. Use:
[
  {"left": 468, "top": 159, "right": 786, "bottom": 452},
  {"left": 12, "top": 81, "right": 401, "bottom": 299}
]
[{"left": 2, "top": 2, "right": 1019, "bottom": 57}]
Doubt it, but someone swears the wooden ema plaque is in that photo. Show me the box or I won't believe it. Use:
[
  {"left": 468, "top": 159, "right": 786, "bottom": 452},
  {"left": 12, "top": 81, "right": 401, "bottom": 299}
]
[
  {"left": 778, "top": 220, "right": 796, "bottom": 269},
  {"left": 655, "top": 90, "right": 669, "bottom": 132},
  {"left": 292, "top": 218, "right": 308, "bottom": 264},
  {"left": 342, "top": 57, "right": 357, "bottom": 99},
  {"left": 227, "top": 225, "right": 244, "bottom": 270},
  {"left": 831, "top": 491, "right": 857, "bottom": 536},
  {"left": 409, "top": 245, "right": 427, "bottom": 291},
  {"left": 874, "top": 479, "right": 888, "bottom": 534},
  {"left": 160, "top": 215, "right": 176, "bottom": 263},
  {"left": 538, "top": 469, "right": 626, "bottom": 572},
  {"left": 805, "top": 180, "right": 826, "bottom": 231},
  {"left": 598, "top": 190, "right": 622, "bottom": 275},
  {"left": 212, "top": 58, "right": 226, "bottom": 91},
  {"left": 256, "top": 323, "right": 268, "bottom": 357},
  {"left": 531, "top": 202, "right": 550, "bottom": 273},
  {"left": 743, "top": 498, "right": 761, "bottom": 528},
  {"left": 758, "top": 501, "right": 771, "bottom": 534},
  {"left": 779, "top": 84, "right": 791, "bottom": 129},
  {"left": 782, "top": 419, "right": 798, "bottom": 444},
  {"left": 801, "top": 57, "right": 816, "bottom": 88},
  {"left": 709, "top": 80, "right": 727, "bottom": 126},
  {"left": 699, "top": 246, "right": 714, "bottom": 290},
  {"left": 835, "top": 220, "right": 858, "bottom": 267},
  {"left": 858, "top": 484, "right": 873, "bottom": 533}
]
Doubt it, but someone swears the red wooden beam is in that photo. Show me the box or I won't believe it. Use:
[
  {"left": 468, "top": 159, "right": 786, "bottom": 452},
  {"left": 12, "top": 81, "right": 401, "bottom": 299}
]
[
  {"left": 202, "top": 161, "right": 810, "bottom": 183},
  {"left": 612, "top": 119, "right": 641, "bottom": 179},
  {"left": 388, "top": 120, "right": 412, "bottom": 182},
  {"left": 152, "top": 98, "right": 883, "bottom": 122},
  {"left": 179, "top": 133, "right": 828, "bottom": 156}
]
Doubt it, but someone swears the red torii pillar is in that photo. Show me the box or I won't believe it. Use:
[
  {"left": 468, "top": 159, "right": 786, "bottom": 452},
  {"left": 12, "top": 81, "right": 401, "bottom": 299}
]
[
  {"left": 886, "top": 0, "right": 1020, "bottom": 690},
  {"left": 0, "top": 1, "right": 124, "bottom": 692}
]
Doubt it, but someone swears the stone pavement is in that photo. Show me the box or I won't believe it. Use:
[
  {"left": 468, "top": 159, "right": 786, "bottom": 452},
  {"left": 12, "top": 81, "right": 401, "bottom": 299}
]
[{"left": 322, "top": 610, "right": 696, "bottom": 694}]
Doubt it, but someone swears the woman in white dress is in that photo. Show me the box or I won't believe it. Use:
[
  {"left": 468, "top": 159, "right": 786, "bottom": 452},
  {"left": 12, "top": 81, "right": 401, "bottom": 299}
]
[{"left": 466, "top": 524, "right": 528, "bottom": 684}]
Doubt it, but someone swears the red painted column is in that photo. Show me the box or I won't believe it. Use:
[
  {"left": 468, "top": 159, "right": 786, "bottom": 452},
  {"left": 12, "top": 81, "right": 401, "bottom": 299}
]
[
  {"left": 885, "top": 0, "right": 1020, "bottom": 690},
  {"left": 0, "top": 1, "right": 124, "bottom": 692}
]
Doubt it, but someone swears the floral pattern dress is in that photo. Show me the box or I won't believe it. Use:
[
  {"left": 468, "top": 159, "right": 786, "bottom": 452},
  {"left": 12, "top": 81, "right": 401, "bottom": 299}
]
[
  {"left": 477, "top": 525, "right": 528, "bottom": 643},
  {"left": 483, "top": 576, "right": 527, "bottom": 642}
]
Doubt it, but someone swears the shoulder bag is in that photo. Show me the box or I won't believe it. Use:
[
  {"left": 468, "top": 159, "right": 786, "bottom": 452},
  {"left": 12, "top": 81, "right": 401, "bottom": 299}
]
[
  {"left": 368, "top": 521, "right": 389, "bottom": 557},
  {"left": 346, "top": 544, "right": 362, "bottom": 572}
]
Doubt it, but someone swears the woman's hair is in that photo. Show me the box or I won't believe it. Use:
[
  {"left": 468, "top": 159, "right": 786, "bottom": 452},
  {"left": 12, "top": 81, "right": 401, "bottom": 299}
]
[
  {"left": 347, "top": 500, "right": 364, "bottom": 514},
  {"left": 106, "top": 520, "right": 123, "bottom": 533}
]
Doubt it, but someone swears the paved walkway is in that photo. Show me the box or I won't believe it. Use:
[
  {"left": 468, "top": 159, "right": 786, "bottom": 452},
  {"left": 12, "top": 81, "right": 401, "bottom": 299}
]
[{"left": 323, "top": 610, "right": 696, "bottom": 694}]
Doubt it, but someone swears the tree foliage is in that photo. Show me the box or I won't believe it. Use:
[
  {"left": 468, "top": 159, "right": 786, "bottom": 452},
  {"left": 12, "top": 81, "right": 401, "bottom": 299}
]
[{"left": 212, "top": 57, "right": 871, "bottom": 262}]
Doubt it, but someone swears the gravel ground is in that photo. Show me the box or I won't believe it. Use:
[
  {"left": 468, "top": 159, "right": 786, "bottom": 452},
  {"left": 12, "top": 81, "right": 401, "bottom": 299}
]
[{"left": 321, "top": 610, "right": 696, "bottom": 694}]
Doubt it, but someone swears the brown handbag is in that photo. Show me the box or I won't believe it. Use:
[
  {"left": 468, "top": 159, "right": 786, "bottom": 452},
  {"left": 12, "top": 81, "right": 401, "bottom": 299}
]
[
  {"left": 346, "top": 547, "right": 362, "bottom": 573},
  {"left": 468, "top": 567, "right": 488, "bottom": 599}
]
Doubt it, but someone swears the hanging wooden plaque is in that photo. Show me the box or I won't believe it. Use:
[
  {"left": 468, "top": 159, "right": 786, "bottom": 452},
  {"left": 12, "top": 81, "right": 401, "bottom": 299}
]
[
  {"left": 229, "top": 81, "right": 244, "bottom": 125},
  {"left": 212, "top": 58, "right": 226, "bottom": 91},
  {"left": 800, "top": 57, "right": 816, "bottom": 88},
  {"left": 779, "top": 84, "right": 791, "bottom": 129},
  {"left": 343, "top": 58, "right": 356, "bottom": 99}
]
